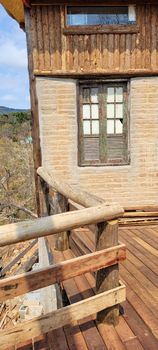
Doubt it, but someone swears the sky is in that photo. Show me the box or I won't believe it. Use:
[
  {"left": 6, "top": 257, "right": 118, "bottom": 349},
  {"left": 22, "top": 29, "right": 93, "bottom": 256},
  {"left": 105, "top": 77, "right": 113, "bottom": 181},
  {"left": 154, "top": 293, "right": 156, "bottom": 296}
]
[{"left": 0, "top": 5, "right": 30, "bottom": 109}]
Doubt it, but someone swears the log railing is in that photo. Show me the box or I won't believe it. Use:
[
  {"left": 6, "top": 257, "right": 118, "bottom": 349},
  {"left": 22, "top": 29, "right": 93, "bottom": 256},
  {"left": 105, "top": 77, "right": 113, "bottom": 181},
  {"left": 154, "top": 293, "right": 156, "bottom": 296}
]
[
  {"left": 37, "top": 167, "right": 125, "bottom": 324},
  {"left": 0, "top": 167, "right": 126, "bottom": 349}
]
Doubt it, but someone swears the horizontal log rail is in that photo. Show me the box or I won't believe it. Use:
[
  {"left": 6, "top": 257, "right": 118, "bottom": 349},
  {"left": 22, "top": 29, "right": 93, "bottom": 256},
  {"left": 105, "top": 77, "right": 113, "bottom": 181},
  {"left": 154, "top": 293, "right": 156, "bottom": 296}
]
[
  {"left": 0, "top": 166, "right": 126, "bottom": 349},
  {"left": 37, "top": 166, "right": 104, "bottom": 208},
  {"left": 0, "top": 284, "right": 126, "bottom": 350},
  {"left": 0, "top": 244, "right": 126, "bottom": 301},
  {"left": 37, "top": 166, "right": 125, "bottom": 325},
  {"left": 0, "top": 203, "right": 123, "bottom": 247}
]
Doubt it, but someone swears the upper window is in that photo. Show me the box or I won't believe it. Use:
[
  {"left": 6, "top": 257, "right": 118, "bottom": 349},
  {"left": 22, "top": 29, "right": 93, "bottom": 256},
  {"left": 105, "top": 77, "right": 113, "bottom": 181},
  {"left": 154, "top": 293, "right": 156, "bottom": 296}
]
[
  {"left": 67, "top": 6, "right": 136, "bottom": 26},
  {"left": 78, "top": 82, "right": 129, "bottom": 166}
]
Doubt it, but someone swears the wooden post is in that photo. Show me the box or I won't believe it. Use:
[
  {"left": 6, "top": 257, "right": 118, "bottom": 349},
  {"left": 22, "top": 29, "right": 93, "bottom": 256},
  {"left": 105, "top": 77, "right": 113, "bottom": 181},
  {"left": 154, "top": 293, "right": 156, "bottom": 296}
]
[
  {"left": 51, "top": 192, "right": 69, "bottom": 251},
  {"left": 38, "top": 178, "right": 50, "bottom": 217},
  {"left": 95, "top": 219, "right": 119, "bottom": 325}
]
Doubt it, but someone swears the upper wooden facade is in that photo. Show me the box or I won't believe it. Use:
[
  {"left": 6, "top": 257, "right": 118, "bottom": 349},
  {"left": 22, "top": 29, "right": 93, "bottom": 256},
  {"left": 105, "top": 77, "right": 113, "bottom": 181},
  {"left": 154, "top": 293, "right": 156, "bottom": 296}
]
[{"left": 26, "top": 2, "right": 158, "bottom": 76}]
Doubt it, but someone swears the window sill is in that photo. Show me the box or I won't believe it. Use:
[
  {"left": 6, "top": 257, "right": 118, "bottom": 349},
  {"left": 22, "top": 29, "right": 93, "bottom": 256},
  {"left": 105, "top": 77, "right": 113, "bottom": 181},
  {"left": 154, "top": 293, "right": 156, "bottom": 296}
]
[
  {"left": 79, "top": 160, "right": 130, "bottom": 167},
  {"left": 63, "top": 24, "right": 139, "bottom": 35}
]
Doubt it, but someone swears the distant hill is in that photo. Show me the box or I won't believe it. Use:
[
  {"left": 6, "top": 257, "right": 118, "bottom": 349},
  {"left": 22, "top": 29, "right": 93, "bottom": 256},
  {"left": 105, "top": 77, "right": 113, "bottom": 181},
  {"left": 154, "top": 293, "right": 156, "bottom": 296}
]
[{"left": 0, "top": 106, "right": 29, "bottom": 115}]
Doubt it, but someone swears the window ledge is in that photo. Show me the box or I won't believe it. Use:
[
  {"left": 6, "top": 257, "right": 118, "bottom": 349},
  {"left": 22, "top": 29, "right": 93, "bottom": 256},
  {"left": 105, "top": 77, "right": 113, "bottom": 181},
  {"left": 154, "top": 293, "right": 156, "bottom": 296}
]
[
  {"left": 63, "top": 24, "right": 139, "bottom": 35},
  {"left": 79, "top": 161, "right": 130, "bottom": 167}
]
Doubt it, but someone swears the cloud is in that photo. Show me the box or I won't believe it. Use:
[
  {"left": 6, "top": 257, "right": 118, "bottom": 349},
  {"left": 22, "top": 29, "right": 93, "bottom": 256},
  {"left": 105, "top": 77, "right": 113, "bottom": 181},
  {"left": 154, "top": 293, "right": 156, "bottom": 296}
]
[
  {"left": 0, "top": 40, "right": 27, "bottom": 68},
  {"left": 0, "top": 5, "right": 30, "bottom": 108},
  {"left": 2, "top": 94, "right": 16, "bottom": 101}
]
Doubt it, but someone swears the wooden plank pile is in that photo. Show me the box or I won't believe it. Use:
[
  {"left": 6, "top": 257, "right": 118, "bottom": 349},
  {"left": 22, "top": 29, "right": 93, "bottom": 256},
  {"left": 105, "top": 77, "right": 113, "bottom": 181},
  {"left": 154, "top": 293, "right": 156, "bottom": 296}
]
[{"left": 0, "top": 239, "right": 38, "bottom": 330}]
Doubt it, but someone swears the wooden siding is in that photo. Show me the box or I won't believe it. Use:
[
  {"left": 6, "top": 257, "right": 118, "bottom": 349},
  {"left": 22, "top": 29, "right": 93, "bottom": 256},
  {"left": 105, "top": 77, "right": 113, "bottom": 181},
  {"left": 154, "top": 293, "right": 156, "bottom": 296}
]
[{"left": 28, "top": 4, "right": 158, "bottom": 75}]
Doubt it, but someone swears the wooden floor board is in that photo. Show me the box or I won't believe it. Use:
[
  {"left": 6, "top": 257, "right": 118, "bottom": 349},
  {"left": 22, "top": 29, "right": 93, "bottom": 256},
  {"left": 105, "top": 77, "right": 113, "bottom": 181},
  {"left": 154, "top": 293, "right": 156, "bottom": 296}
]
[
  {"left": 125, "top": 249, "right": 158, "bottom": 287},
  {"left": 15, "top": 224, "right": 158, "bottom": 350},
  {"left": 130, "top": 227, "right": 158, "bottom": 249},
  {"left": 120, "top": 229, "right": 158, "bottom": 265},
  {"left": 119, "top": 232, "right": 158, "bottom": 274},
  {"left": 123, "top": 281, "right": 158, "bottom": 332},
  {"left": 120, "top": 265, "right": 158, "bottom": 317},
  {"left": 122, "top": 259, "right": 158, "bottom": 301},
  {"left": 123, "top": 300, "right": 158, "bottom": 350},
  {"left": 63, "top": 250, "right": 107, "bottom": 350}
]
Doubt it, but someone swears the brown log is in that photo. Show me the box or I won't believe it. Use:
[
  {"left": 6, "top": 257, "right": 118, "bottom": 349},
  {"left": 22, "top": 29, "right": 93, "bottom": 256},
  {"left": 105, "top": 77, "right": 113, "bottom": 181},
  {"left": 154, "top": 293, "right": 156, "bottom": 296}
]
[
  {"left": 0, "top": 204, "right": 124, "bottom": 247},
  {"left": 50, "top": 192, "right": 69, "bottom": 251},
  {"left": 0, "top": 239, "right": 37, "bottom": 277},
  {"left": 15, "top": 249, "right": 38, "bottom": 275},
  {"left": 96, "top": 220, "right": 120, "bottom": 325},
  {"left": 25, "top": 8, "right": 42, "bottom": 216},
  {"left": 37, "top": 167, "right": 104, "bottom": 208},
  {"left": 0, "top": 284, "right": 126, "bottom": 349},
  {"left": 0, "top": 244, "right": 126, "bottom": 301}
]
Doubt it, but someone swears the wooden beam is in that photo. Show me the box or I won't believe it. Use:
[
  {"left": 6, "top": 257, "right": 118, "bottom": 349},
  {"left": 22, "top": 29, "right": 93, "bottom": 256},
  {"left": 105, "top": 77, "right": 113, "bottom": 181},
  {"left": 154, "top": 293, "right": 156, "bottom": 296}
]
[
  {"left": 0, "top": 239, "right": 37, "bottom": 277},
  {"left": 0, "top": 204, "right": 124, "bottom": 247},
  {"left": 25, "top": 9, "right": 42, "bottom": 215},
  {"left": 37, "top": 167, "right": 104, "bottom": 207},
  {"left": 31, "top": 0, "right": 158, "bottom": 5},
  {"left": 0, "top": 284, "right": 126, "bottom": 349},
  {"left": 124, "top": 205, "right": 158, "bottom": 212},
  {"left": 123, "top": 211, "right": 158, "bottom": 218},
  {"left": 0, "top": 244, "right": 126, "bottom": 301},
  {"left": 96, "top": 220, "right": 120, "bottom": 325},
  {"left": 34, "top": 70, "right": 158, "bottom": 78},
  {"left": 51, "top": 192, "right": 69, "bottom": 251}
]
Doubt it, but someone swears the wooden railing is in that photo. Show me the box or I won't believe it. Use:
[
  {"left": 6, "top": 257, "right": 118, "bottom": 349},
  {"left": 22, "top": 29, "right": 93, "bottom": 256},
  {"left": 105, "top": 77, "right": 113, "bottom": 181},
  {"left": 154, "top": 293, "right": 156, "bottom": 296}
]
[
  {"left": 37, "top": 167, "right": 126, "bottom": 323},
  {"left": 0, "top": 167, "right": 126, "bottom": 349}
]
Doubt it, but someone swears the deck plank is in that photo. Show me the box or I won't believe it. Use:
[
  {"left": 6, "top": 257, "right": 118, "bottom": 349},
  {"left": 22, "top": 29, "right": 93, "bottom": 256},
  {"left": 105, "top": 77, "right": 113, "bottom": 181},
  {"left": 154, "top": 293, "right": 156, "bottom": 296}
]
[
  {"left": 123, "top": 300, "right": 158, "bottom": 350},
  {"left": 15, "top": 224, "right": 158, "bottom": 350}
]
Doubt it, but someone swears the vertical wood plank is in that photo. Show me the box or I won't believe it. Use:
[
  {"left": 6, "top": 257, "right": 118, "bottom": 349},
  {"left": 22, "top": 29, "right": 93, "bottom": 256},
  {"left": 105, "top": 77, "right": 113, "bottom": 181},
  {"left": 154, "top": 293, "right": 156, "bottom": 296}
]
[
  {"left": 55, "top": 5, "right": 62, "bottom": 70},
  {"left": 48, "top": 5, "right": 55, "bottom": 70},
  {"left": 151, "top": 6, "right": 157, "bottom": 69},
  {"left": 102, "top": 34, "right": 108, "bottom": 70},
  {"left": 145, "top": 5, "right": 151, "bottom": 68},
  {"left": 30, "top": 6, "right": 39, "bottom": 71},
  {"left": 50, "top": 192, "right": 69, "bottom": 251},
  {"left": 113, "top": 34, "right": 119, "bottom": 72},
  {"left": 120, "top": 34, "right": 125, "bottom": 72},
  {"left": 95, "top": 220, "right": 119, "bottom": 325},
  {"left": 25, "top": 7, "right": 42, "bottom": 215},
  {"left": 60, "top": 5, "right": 67, "bottom": 71},
  {"left": 36, "top": 6, "right": 45, "bottom": 70},
  {"left": 140, "top": 5, "right": 146, "bottom": 69},
  {"left": 42, "top": 6, "right": 51, "bottom": 70}
]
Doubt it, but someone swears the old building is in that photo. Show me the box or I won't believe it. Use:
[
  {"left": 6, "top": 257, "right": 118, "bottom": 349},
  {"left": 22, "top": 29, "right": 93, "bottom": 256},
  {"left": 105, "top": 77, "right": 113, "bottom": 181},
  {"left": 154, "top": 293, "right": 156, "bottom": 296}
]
[
  {"left": 0, "top": 2, "right": 158, "bottom": 349},
  {"left": 2, "top": 1, "right": 158, "bottom": 208}
]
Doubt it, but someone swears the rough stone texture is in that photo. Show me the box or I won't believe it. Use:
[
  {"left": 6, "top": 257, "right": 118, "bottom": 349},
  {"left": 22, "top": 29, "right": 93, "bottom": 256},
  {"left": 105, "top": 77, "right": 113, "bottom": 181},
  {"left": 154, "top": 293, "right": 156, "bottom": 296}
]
[{"left": 36, "top": 77, "right": 158, "bottom": 207}]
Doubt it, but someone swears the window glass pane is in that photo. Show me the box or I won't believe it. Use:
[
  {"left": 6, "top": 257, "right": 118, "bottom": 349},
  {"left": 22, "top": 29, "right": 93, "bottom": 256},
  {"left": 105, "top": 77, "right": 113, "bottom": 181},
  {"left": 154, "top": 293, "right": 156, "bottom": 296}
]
[
  {"left": 116, "top": 104, "right": 123, "bottom": 118},
  {"left": 107, "top": 88, "right": 115, "bottom": 102},
  {"left": 83, "top": 104, "right": 90, "bottom": 119},
  {"left": 91, "top": 88, "right": 98, "bottom": 103},
  {"left": 116, "top": 120, "right": 123, "bottom": 134},
  {"left": 107, "top": 104, "right": 114, "bottom": 118},
  {"left": 92, "top": 104, "right": 99, "bottom": 119},
  {"left": 67, "top": 6, "right": 130, "bottom": 26},
  {"left": 116, "top": 87, "right": 123, "bottom": 102},
  {"left": 92, "top": 120, "right": 99, "bottom": 134},
  {"left": 107, "top": 120, "right": 114, "bottom": 134},
  {"left": 83, "top": 88, "right": 90, "bottom": 103},
  {"left": 83, "top": 120, "right": 91, "bottom": 134}
]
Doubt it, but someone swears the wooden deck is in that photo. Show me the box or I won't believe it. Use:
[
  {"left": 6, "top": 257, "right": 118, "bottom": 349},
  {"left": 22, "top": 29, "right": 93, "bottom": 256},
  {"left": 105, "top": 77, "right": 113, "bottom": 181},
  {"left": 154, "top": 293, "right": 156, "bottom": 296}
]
[{"left": 14, "top": 224, "right": 158, "bottom": 350}]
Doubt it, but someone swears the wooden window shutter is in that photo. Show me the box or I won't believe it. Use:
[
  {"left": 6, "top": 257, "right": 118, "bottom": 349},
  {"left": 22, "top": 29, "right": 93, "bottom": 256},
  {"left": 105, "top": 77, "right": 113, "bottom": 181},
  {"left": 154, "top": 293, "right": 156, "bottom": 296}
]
[{"left": 78, "top": 82, "right": 129, "bottom": 166}]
